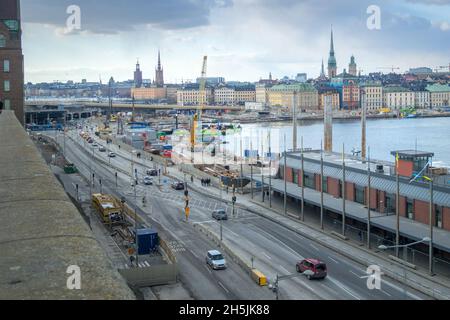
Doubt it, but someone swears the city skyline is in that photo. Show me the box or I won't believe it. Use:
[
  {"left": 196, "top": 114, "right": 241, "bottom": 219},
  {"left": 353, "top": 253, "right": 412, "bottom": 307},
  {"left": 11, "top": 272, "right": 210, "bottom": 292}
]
[{"left": 22, "top": 0, "right": 450, "bottom": 83}]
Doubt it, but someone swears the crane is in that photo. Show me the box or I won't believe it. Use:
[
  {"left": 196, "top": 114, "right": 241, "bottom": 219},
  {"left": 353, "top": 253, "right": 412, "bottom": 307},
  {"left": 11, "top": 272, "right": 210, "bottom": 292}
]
[
  {"left": 191, "top": 56, "right": 208, "bottom": 152},
  {"left": 377, "top": 66, "right": 400, "bottom": 73}
]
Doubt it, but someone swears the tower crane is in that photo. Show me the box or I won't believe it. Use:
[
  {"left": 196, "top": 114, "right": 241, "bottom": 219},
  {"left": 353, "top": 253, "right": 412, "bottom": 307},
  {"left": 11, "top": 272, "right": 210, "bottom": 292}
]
[{"left": 191, "top": 56, "right": 208, "bottom": 152}]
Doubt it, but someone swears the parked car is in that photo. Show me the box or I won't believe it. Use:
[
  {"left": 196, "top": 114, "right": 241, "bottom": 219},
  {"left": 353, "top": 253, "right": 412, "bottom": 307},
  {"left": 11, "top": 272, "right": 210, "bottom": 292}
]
[
  {"left": 296, "top": 259, "right": 327, "bottom": 280},
  {"left": 143, "top": 176, "right": 153, "bottom": 185},
  {"left": 108, "top": 152, "right": 116, "bottom": 158},
  {"left": 206, "top": 250, "right": 227, "bottom": 270},
  {"left": 92, "top": 143, "right": 98, "bottom": 148},
  {"left": 171, "top": 181, "right": 185, "bottom": 190},
  {"left": 212, "top": 209, "right": 228, "bottom": 221},
  {"left": 146, "top": 169, "right": 158, "bottom": 176},
  {"left": 98, "top": 146, "right": 106, "bottom": 152}
]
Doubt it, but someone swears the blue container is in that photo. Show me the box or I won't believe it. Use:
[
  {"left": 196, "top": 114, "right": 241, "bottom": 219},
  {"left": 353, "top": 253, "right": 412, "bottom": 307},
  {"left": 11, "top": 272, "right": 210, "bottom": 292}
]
[
  {"left": 136, "top": 228, "right": 158, "bottom": 255},
  {"left": 163, "top": 144, "right": 173, "bottom": 151}
]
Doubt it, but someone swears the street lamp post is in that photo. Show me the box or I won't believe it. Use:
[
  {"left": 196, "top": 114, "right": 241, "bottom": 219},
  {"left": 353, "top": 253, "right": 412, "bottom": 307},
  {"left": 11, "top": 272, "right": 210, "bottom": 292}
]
[{"left": 378, "top": 237, "right": 431, "bottom": 298}]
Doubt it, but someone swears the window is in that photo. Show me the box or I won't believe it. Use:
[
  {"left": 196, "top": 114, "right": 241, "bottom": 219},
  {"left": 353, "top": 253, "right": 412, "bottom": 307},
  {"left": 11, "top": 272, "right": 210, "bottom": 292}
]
[
  {"left": 435, "top": 206, "right": 442, "bottom": 228},
  {"left": 4, "top": 60, "right": 10, "bottom": 73},
  {"left": 355, "top": 186, "right": 365, "bottom": 205},
  {"left": 322, "top": 176, "right": 328, "bottom": 193},
  {"left": 407, "top": 200, "right": 414, "bottom": 220},
  {"left": 292, "top": 169, "right": 299, "bottom": 185},
  {"left": 385, "top": 194, "right": 395, "bottom": 213},
  {"left": 0, "top": 34, "right": 5, "bottom": 47},
  {"left": 4, "top": 99, "right": 10, "bottom": 110},
  {"left": 303, "top": 172, "right": 315, "bottom": 189},
  {"left": 4, "top": 20, "right": 19, "bottom": 31},
  {"left": 4, "top": 80, "right": 10, "bottom": 92}
]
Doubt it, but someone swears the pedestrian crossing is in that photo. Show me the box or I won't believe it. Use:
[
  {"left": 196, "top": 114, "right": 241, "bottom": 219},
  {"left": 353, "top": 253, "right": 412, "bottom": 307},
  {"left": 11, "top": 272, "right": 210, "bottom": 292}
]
[{"left": 167, "top": 240, "right": 186, "bottom": 253}]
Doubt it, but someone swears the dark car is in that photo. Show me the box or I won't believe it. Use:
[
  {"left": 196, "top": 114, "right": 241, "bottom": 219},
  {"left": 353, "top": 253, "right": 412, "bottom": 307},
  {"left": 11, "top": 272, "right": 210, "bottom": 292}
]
[
  {"left": 171, "top": 182, "right": 185, "bottom": 190},
  {"left": 146, "top": 169, "right": 158, "bottom": 176},
  {"left": 212, "top": 209, "right": 228, "bottom": 221},
  {"left": 296, "top": 258, "right": 327, "bottom": 280}
]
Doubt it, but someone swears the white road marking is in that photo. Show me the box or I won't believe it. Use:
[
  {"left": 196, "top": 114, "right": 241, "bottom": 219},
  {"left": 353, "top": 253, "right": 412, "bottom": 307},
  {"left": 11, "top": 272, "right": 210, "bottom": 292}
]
[
  {"left": 381, "top": 279, "right": 422, "bottom": 300},
  {"left": 328, "top": 277, "right": 362, "bottom": 300},
  {"left": 189, "top": 250, "right": 199, "bottom": 259},
  {"left": 204, "top": 265, "right": 212, "bottom": 274},
  {"left": 381, "top": 289, "right": 392, "bottom": 297},
  {"left": 279, "top": 265, "right": 290, "bottom": 274},
  {"left": 218, "top": 281, "right": 230, "bottom": 293},
  {"left": 328, "top": 256, "right": 339, "bottom": 264},
  {"left": 310, "top": 244, "right": 320, "bottom": 251},
  {"left": 350, "top": 270, "right": 362, "bottom": 278},
  {"left": 262, "top": 252, "right": 272, "bottom": 260}
]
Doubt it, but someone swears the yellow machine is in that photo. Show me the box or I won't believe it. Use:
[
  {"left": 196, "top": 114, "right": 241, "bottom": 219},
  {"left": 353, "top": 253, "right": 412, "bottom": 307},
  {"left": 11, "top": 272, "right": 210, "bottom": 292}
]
[{"left": 92, "top": 193, "right": 123, "bottom": 224}]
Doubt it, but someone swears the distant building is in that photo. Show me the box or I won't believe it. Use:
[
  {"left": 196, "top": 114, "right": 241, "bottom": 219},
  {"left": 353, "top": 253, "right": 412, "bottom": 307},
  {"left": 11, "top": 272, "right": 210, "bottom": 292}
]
[
  {"left": 327, "top": 27, "right": 337, "bottom": 78},
  {"left": 214, "top": 85, "right": 256, "bottom": 105},
  {"left": 131, "top": 87, "right": 167, "bottom": 101},
  {"left": 426, "top": 84, "right": 450, "bottom": 108},
  {"left": 316, "top": 85, "right": 340, "bottom": 110},
  {"left": 176, "top": 83, "right": 213, "bottom": 106},
  {"left": 133, "top": 60, "right": 143, "bottom": 88},
  {"left": 413, "top": 90, "right": 431, "bottom": 109},
  {"left": 255, "top": 83, "right": 273, "bottom": 105},
  {"left": 409, "top": 67, "right": 433, "bottom": 75},
  {"left": 196, "top": 77, "right": 225, "bottom": 86},
  {"left": 295, "top": 73, "right": 307, "bottom": 83},
  {"left": 342, "top": 79, "right": 360, "bottom": 110},
  {"left": 360, "top": 81, "right": 383, "bottom": 111},
  {"left": 268, "top": 83, "right": 319, "bottom": 111},
  {"left": 0, "top": 0, "right": 24, "bottom": 124},
  {"left": 348, "top": 55, "right": 357, "bottom": 76},
  {"left": 383, "top": 86, "right": 415, "bottom": 110},
  {"left": 155, "top": 50, "right": 164, "bottom": 87}
]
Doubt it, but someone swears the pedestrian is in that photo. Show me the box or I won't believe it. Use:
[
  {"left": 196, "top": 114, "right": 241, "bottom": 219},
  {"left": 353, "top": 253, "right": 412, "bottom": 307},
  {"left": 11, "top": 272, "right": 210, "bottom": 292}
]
[
  {"left": 358, "top": 230, "right": 363, "bottom": 242},
  {"left": 191, "top": 175, "right": 194, "bottom": 183}
]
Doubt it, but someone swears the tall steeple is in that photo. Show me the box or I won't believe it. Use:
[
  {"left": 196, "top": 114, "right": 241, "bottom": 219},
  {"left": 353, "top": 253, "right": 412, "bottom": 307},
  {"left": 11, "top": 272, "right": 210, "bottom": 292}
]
[
  {"left": 155, "top": 49, "right": 164, "bottom": 87},
  {"left": 134, "top": 58, "right": 142, "bottom": 88},
  {"left": 320, "top": 59, "right": 326, "bottom": 78},
  {"left": 327, "top": 26, "right": 337, "bottom": 78}
]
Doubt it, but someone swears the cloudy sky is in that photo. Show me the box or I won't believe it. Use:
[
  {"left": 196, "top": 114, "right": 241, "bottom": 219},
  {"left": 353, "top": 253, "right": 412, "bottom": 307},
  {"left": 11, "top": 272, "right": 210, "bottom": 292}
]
[{"left": 21, "top": 0, "right": 450, "bottom": 83}]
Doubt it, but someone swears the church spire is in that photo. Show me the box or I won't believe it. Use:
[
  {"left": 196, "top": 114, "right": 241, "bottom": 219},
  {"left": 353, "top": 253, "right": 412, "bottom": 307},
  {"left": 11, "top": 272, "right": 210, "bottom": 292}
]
[
  {"left": 321, "top": 59, "right": 325, "bottom": 77},
  {"left": 327, "top": 25, "right": 337, "bottom": 78},
  {"left": 330, "top": 26, "right": 335, "bottom": 55}
]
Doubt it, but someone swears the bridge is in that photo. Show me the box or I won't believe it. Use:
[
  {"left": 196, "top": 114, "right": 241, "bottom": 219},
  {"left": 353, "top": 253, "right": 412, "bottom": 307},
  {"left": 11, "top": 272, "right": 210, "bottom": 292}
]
[
  {"left": 0, "top": 110, "right": 135, "bottom": 299},
  {"left": 25, "top": 100, "right": 244, "bottom": 112}
]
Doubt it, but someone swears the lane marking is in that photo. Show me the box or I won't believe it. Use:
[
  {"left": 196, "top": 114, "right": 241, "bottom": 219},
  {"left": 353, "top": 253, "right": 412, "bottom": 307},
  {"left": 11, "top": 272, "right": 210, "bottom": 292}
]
[
  {"left": 327, "top": 256, "right": 339, "bottom": 264},
  {"left": 279, "top": 265, "right": 290, "bottom": 275},
  {"left": 262, "top": 252, "right": 272, "bottom": 260},
  {"left": 189, "top": 250, "right": 199, "bottom": 259},
  {"left": 381, "top": 289, "right": 392, "bottom": 297},
  {"left": 218, "top": 281, "right": 230, "bottom": 294},
  {"left": 381, "top": 279, "right": 422, "bottom": 300},
  {"left": 204, "top": 265, "right": 212, "bottom": 274},
  {"left": 328, "top": 277, "right": 362, "bottom": 300},
  {"left": 310, "top": 244, "right": 319, "bottom": 251},
  {"left": 350, "top": 270, "right": 362, "bottom": 278}
]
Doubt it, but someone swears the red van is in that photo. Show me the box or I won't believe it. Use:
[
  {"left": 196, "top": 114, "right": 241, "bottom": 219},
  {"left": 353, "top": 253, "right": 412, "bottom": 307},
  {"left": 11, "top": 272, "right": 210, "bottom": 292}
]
[{"left": 296, "top": 258, "right": 327, "bottom": 280}]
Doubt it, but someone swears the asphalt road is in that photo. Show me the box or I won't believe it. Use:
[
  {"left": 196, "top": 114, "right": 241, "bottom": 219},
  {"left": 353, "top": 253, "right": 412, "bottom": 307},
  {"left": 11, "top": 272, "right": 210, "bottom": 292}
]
[
  {"left": 54, "top": 130, "right": 273, "bottom": 300},
  {"left": 48, "top": 129, "right": 431, "bottom": 300}
]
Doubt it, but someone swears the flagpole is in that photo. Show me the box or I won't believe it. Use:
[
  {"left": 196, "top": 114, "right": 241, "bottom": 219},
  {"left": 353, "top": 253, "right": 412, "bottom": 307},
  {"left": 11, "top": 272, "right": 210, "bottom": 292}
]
[{"left": 396, "top": 152, "right": 400, "bottom": 258}]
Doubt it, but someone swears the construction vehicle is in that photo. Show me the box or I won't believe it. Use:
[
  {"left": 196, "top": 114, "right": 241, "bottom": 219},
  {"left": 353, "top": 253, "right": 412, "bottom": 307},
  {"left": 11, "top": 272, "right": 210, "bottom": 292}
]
[{"left": 92, "top": 193, "right": 124, "bottom": 224}]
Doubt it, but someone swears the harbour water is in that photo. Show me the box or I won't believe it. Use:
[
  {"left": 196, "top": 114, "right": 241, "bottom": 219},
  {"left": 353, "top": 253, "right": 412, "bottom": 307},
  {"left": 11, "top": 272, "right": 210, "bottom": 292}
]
[{"left": 225, "top": 117, "right": 450, "bottom": 167}]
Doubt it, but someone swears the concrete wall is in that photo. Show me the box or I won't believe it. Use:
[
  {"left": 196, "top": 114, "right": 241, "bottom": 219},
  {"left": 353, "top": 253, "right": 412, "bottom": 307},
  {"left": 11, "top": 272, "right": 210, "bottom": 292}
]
[{"left": 0, "top": 111, "right": 135, "bottom": 299}]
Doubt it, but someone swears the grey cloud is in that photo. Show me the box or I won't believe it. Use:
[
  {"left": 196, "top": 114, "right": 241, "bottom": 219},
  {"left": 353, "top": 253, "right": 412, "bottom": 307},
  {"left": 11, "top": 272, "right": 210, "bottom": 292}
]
[{"left": 21, "top": 0, "right": 233, "bottom": 34}]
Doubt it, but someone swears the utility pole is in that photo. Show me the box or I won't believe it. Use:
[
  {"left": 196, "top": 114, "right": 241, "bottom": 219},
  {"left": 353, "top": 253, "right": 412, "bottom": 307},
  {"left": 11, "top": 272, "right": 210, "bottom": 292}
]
[
  {"left": 320, "top": 140, "right": 324, "bottom": 230},
  {"left": 342, "top": 143, "right": 346, "bottom": 237},
  {"left": 361, "top": 89, "right": 367, "bottom": 159},
  {"left": 240, "top": 133, "right": 244, "bottom": 194},
  {"left": 250, "top": 140, "right": 254, "bottom": 199},
  {"left": 367, "top": 147, "right": 371, "bottom": 249},
  {"left": 261, "top": 131, "right": 265, "bottom": 203},
  {"left": 284, "top": 134, "right": 287, "bottom": 215},
  {"left": 269, "top": 131, "right": 272, "bottom": 208},
  {"left": 396, "top": 155, "right": 400, "bottom": 257},
  {"left": 429, "top": 178, "right": 434, "bottom": 276},
  {"left": 300, "top": 137, "right": 305, "bottom": 221},
  {"left": 292, "top": 91, "right": 298, "bottom": 151}
]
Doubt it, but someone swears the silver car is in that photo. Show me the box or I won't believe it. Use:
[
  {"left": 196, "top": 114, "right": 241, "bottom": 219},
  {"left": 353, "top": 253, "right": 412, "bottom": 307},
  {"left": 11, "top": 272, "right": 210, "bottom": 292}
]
[{"left": 206, "top": 250, "right": 227, "bottom": 270}]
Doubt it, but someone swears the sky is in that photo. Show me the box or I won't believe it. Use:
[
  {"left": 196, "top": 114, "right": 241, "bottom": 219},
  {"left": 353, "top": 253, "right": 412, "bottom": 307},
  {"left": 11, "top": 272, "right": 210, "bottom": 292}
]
[{"left": 21, "top": 0, "right": 450, "bottom": 84}]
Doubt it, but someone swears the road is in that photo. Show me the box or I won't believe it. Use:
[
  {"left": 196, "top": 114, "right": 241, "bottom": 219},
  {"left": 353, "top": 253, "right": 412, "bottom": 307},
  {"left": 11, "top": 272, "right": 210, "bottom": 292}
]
[
  {"left": 51, "top": 129, "right": 272, "bottom": 300},
  {"left": 47, "top": 128, "right": 431, "bottom": 300}
]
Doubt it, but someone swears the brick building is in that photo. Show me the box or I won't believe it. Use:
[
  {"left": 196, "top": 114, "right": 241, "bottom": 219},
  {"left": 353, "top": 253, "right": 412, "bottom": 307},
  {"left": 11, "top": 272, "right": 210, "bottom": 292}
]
[{"left": 0, "top": 0, "right": 24, "bottom": 124}]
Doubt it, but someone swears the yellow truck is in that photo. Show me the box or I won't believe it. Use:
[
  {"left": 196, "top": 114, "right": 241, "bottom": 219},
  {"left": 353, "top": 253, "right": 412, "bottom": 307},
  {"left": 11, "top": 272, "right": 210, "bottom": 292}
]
[{"left": 92, "top": 194, "right": 124, "bottom": 224}]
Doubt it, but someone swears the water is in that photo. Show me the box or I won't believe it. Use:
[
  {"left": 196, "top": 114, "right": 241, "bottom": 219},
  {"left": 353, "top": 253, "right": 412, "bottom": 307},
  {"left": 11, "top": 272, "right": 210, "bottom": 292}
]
[{"left": 225, "top": 117, "right": 450, "bottom": 167}]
